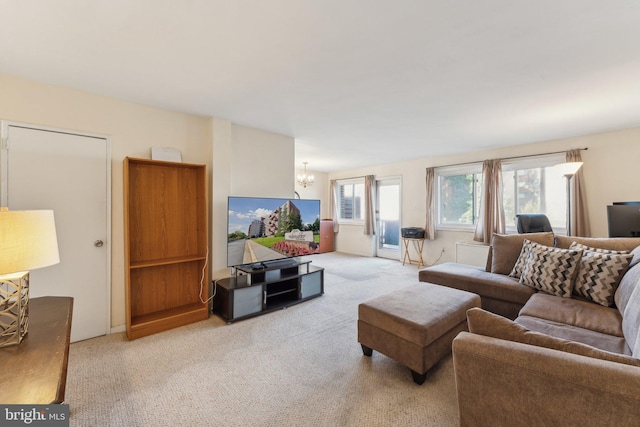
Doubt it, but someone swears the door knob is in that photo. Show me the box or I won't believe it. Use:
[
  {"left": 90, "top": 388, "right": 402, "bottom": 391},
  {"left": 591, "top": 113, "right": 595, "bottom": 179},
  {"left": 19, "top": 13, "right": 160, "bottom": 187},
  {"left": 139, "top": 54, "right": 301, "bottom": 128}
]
[{"left": 94, "top": 240, "right": 104, "bottom": 247}]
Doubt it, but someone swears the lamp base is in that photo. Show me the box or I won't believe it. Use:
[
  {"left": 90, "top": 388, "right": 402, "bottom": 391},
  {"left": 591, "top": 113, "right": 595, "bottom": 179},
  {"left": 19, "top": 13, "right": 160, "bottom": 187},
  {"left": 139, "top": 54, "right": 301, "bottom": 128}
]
[{"left": 0, "top": 271, "right": 29, "bottom": 347}]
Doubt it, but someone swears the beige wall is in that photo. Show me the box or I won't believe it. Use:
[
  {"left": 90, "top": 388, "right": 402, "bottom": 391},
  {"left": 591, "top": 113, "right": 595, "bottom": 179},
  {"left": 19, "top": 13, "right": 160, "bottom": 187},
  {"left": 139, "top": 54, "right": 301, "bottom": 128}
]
[
  {"left": 0, "top": 73, "right": 298, "bottom": 332},
  {"left": 0, "top": 73, "right": 214, "bottom": 331},
  {"left": 230, "top": 125, "right": 295, "bottom": 198},
  {"left": 329, "top": 127, "right": 640, "bottom": 263},
  {"left": 294, "top": 166, "right": 329, "bottom": 218},
  {"left": 4, "top": 71, "right": 639, "bottom": 332},
  {"left": 210, "top": 121, "right": 296, "bottom": 279}
]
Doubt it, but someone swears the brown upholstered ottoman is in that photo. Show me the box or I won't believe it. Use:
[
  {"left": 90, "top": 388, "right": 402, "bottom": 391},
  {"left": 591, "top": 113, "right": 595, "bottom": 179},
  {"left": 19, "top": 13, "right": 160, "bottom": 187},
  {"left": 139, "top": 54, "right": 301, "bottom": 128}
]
[{"left": 358, "top": 282, "right": 480, "bottom": 384}]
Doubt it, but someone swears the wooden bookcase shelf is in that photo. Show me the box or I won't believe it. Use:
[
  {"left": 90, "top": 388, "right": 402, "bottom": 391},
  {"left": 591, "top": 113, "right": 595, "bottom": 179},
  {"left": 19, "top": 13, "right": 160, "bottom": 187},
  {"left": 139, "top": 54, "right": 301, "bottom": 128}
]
[
  {"left": 129, "top": 255, "right": 208, "bottom": 269},
  {"left": 124, "top": 157, "right": 209, "bottom": 340}
]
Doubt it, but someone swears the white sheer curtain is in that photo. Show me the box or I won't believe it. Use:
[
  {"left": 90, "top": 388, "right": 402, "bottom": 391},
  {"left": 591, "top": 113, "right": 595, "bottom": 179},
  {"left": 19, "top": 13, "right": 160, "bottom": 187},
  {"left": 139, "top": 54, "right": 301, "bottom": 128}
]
[
  {"left": 329, "top": 179, "right": 339, "bottom": 232},
  {"left": 425, "top": 167, "right": 436, "bottom": 240},
  {"left": 364, "top": 175, "right": 376, "bottom": 236},
  {"left": 474, "top": 159, "right": 505, "bottom": 243},
  {"left": 567, "top": 149, "right": 591, "bottom": 236}
]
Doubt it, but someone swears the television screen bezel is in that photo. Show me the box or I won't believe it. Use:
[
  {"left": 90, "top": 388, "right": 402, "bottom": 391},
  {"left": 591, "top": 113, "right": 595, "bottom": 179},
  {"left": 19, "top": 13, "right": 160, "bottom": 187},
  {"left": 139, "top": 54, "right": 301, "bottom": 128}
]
[{"left": 226, "top": 196, "right": 322, "bottom": 268}]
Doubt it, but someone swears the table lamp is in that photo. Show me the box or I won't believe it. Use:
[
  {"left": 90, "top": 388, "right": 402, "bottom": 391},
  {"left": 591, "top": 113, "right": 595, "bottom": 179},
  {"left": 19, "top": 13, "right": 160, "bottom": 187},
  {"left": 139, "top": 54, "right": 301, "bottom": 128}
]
[{"left": 0, "top": 207, "right": 60, "bottom": 347}]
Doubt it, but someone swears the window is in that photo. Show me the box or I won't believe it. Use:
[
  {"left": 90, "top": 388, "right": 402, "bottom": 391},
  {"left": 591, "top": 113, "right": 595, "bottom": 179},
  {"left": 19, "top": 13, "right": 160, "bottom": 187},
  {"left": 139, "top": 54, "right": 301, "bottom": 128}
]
[
  {"left": 435, "top": 154, "right": 567, "bottom": 232},
  {"left": 337, "top": 178, "right": 365, "bottom": 223},
  {"left": 436, "top": 165, "right": 482, "bottom": 230},
  {"left": 502, "top": 154, "right": 566, "bottom": 232}
]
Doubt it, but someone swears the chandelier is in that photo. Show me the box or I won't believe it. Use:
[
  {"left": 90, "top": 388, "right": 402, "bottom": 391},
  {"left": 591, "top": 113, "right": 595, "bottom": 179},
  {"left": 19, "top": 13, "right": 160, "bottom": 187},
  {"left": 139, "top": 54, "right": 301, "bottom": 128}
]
[{"left": 297, "top": 162, "right": 315, "bottom": 188}]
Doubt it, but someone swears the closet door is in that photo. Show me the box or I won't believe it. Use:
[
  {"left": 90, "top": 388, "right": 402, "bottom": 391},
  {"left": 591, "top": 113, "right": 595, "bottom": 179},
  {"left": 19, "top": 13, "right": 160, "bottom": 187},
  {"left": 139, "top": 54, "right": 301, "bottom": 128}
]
[{"left": 1, "top": 122, "right": 110, "bottom": 342}]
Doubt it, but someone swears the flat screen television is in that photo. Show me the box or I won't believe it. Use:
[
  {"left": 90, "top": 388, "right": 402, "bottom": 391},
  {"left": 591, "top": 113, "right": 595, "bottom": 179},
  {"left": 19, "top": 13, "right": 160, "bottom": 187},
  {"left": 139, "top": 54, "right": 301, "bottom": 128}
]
[
  {"left": 607, "top": 203, "right": 640, "bottom": 237},
  {"left": 227, "top": 196, "right": 321, "bottom": 267}
]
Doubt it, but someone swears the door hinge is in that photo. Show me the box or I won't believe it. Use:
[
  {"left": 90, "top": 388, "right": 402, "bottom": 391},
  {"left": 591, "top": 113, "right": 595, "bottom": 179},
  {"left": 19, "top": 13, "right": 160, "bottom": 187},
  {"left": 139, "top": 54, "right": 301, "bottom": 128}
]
[{"left": 1, "top": 138, "right": 8, "bottom": 150}]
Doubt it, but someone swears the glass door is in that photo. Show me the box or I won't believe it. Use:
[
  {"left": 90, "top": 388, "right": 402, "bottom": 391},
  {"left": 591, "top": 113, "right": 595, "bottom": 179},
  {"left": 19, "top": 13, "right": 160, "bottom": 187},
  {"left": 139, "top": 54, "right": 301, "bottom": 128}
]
[{"left": 376, "top": 177, "right": 401, "bottom": 260}]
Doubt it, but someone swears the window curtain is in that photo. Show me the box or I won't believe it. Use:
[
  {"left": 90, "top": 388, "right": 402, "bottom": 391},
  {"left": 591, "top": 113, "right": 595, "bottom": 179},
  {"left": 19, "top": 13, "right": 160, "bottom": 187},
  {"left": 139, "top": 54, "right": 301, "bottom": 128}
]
[
  {"left": 364, "top": 175, "right": 376, "bottom": 236},
  {"left": 425, "top": 167, "right": 436, "bottom": 240},
  {"left": 474, "top": 159, "right": 505, "bottom": 243},
  {"left": 329, "top": 179, "right": 339, "bottom": 232},
  {"left": 567, "top": 149, "right": 591, "bottom": 237}
]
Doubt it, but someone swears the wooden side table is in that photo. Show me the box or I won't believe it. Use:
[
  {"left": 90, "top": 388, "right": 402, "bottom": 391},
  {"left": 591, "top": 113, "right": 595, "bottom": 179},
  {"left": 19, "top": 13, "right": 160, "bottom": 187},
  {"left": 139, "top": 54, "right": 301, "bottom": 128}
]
[
  {"left": 0, "top": 296, "right": 73, "bottom": 404},
  {"left": 402, "top": 237, "right": 426, "bottom": 268}
]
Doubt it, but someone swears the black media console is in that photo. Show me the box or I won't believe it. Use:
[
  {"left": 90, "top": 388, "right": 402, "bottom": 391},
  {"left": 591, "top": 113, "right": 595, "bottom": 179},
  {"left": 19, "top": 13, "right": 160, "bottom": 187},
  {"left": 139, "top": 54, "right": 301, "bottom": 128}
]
[{"left": 212, "top": 259, "right": 324, "bottom": 323}]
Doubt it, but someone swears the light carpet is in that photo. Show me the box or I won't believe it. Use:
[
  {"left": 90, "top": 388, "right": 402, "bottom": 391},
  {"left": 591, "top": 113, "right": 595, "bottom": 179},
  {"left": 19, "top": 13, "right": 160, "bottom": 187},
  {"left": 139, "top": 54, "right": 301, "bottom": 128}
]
[{"left": 66, "top": 252, "right": 459, "bottom": 426}]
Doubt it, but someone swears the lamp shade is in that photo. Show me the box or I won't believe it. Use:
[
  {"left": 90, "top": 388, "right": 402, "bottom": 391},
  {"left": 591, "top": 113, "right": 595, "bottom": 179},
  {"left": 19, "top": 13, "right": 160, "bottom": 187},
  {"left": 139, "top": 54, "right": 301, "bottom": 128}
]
[
  {"left": 555, "top": 161, "right": 583, "bottom": 176},
  {"left": 0, "top": 208, "right": 60, "bottom": 275}
]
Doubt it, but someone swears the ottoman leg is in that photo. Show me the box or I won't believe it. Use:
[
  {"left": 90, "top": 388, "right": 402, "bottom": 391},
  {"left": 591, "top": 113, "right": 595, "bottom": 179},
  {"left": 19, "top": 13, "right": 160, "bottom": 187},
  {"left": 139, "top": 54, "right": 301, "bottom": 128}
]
[
  {"left": 411, "top": 370, "right": 428, "bottom": 385},
  {"left": 361, "top": 344, "right": 373, "bottom": 356}
]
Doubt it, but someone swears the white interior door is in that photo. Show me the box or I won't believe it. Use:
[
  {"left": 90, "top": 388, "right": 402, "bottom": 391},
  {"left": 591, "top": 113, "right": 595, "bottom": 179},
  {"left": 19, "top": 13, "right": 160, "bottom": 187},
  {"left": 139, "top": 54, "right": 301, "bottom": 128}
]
[
  {"left": 1, "top": 123, "right": 110, "bottom": 342},
  {"left": 376, "top": 177, "right": 401, "bottom": 260}
]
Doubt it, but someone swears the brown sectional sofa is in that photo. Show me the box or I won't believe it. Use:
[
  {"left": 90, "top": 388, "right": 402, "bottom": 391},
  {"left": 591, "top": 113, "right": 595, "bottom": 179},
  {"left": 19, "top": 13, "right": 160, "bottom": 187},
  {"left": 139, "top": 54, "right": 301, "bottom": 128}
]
[{"left": 419, "top": 233, "right": 640, "bottom": 426}]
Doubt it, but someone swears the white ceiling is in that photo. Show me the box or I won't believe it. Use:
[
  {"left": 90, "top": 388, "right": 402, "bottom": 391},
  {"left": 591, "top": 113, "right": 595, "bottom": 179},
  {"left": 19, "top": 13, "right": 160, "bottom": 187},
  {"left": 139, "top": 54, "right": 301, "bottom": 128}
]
[{"left": 2, "top": 1, "right": 640, "bottom": 172}]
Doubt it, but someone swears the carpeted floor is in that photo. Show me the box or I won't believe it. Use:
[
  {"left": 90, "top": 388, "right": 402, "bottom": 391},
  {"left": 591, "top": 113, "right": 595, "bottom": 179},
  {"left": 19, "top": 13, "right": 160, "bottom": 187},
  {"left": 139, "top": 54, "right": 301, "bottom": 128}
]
[{"left": 66, "top": 252, "right": 459, "bottom": 426}]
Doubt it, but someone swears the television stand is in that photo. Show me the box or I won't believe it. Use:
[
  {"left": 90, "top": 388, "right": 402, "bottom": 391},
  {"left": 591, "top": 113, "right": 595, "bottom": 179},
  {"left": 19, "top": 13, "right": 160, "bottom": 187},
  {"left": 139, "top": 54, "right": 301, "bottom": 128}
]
[{"left": 213, "top": 259, "right": 324, "bottom": 323}]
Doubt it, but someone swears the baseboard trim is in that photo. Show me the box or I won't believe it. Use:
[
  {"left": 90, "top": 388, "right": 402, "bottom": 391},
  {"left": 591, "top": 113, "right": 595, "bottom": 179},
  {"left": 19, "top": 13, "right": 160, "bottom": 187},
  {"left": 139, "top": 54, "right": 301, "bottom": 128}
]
[{"left": 110, "top": 324, "right": 126, "bottom": 334}]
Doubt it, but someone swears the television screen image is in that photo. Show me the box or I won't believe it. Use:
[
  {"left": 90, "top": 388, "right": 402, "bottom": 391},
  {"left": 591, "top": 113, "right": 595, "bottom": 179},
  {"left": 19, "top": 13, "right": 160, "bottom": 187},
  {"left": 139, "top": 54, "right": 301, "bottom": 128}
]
[{"left": 227, "top": 197, "right": 321, "bottom": 267}]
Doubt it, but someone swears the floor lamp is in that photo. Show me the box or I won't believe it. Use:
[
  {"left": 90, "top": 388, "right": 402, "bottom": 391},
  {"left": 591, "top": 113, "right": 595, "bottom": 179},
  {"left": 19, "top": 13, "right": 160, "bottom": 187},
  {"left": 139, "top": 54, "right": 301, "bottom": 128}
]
[
  {"left": 555, "top": 162, "right": 584, "bottom": 236},
  {"left": 0, "top": 208, "right": 60, "bottom": 347}
]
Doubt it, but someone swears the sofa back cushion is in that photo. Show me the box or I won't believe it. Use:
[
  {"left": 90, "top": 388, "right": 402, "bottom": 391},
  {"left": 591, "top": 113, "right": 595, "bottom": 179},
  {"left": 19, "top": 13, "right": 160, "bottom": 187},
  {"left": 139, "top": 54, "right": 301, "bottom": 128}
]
[
  {"left": 621, "top": 270, "right": 640, "bottom": 357},
  {"left": 629, "top": 244, "right": 640, "bottom": 269},
  {"left": 555, "top": 236, "right": 640, "bottom": 252},
  {"left": 467, "top": 307, "right": 640, "bottom": 366},
  {"left": 615, "top": 262, "right": 640, "bottom": 314},
  {"left": 489, "top": 232, "right": 555, "bottom": 275}
]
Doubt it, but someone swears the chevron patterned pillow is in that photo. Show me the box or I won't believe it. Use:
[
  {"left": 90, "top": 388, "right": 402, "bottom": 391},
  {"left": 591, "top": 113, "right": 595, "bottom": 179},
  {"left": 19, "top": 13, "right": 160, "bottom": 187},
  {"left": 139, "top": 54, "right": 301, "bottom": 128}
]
[
  {"left": 573, "top": 251, "right": 634, "bottom": 307},
  {"left": 569, "top": 241, "right": 629, "bottom": 255},
  {"left": 519, "top": 243, "right": 583, "bottom": 298},
  {"left": 509, "top": 239, "right": 534, "bottom": 279}
]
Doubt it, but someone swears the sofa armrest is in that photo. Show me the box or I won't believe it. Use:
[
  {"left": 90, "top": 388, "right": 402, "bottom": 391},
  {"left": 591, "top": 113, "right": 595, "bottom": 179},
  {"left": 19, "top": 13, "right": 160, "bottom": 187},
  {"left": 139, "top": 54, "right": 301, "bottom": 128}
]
[{"left": 452, "top": 332, "right": 640, "bottom": 427}]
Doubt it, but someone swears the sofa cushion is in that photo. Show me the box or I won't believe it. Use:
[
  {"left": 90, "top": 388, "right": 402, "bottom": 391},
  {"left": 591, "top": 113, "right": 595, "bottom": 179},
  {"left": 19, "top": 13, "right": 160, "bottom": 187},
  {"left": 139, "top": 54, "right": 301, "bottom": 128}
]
[
  {"left": 629, "top": 244, "right": 640, "bottom": 269},
  {"left": 490, "top": 232, "right": 555, "bottom": 275},
  {"left": 467, "top": 308, "right": 638, "bottom": 364},
  {"left": 519, "top": 293, "right": 623, "bottom": 337},
  {"left": 515, "top": 315, "right": 631, "bottom": 355},
  {"left": 615, "top": 262, "right": 640, "bottom": 314},
  {"left": 622, "top": 281, "right": 640, "bottom": 358},
  {"left": 572, "top": 250, "right": 633, "bottom": 307},
  {"left": 555, "top": 236, "right": 640, "bottom": 252},
  {"left": 519, "top": 243, "right": 582, "bottom": 298},
  {"left": 419, "top": 262, "right": 535, "bottom": 305}
]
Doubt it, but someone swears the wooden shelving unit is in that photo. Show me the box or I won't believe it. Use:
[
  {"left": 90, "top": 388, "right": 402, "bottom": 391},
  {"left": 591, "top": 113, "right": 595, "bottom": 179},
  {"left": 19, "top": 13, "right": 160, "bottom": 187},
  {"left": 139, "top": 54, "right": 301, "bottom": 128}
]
[
  {"left": 124, "top": 157, "right": 209, "bottom": 340},
  {"left": 320, "top": 219, "right": 335, "bottom": 253}
]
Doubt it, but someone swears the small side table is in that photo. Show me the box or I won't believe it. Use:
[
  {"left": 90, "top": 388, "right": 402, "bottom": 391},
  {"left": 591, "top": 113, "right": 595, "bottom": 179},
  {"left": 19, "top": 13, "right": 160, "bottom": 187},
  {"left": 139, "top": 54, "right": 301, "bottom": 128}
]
[
  {"left": 402, "top": 237, "right": 426, "bottom": 268},
  {"left": 0, "top": 296, "right": 73, "bottom": 404}
]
